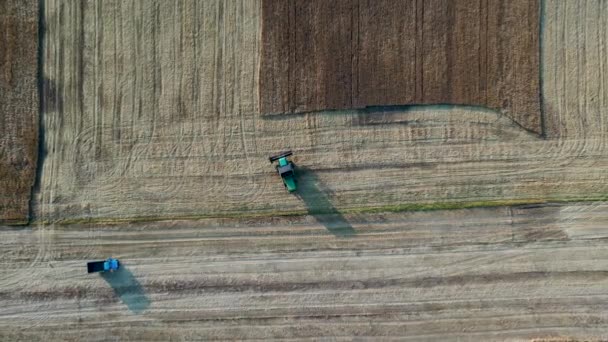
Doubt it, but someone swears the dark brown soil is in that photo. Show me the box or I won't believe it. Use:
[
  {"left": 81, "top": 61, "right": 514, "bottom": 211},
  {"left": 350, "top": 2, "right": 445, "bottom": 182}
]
[
  {"left": 260, "top": 0, "right": 541, "bottom": 134},
  {"left": 0, "top": 0, "right": 39, "bottom": 224}
]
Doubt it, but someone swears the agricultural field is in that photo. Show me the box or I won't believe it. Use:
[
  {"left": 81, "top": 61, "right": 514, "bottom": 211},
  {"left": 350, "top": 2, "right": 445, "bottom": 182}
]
[
  {"left": 2, "top": 203, "right": 608, "bottom": 340},
  {"left": 1, "top": 0, "right": 607, "bottom": 340},
  {"left": 33, "top": 0, "right": 607, "bottom": 224},
  {"left": 260, "top": 0, "right": 541, "bottom": 133},
  {"left": 0, "top": 0, "right": 38, "bottom": 224}
]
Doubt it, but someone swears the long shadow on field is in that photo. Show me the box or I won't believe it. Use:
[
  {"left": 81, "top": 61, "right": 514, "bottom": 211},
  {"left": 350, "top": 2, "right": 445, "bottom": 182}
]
[
  {"left": 296, "top": 167, "right": 355, "bottom": 237},
  {"left": 101, "top": 265, "right": 150, "bottom": 314}
]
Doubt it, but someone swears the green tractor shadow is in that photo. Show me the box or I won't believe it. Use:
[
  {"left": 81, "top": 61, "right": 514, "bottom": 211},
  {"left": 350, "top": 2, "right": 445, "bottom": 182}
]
[
  {"left": 295, "top": 167, "right": 355, "bottom": 237},
  {"left": 101, "top": 264, "right": 150, "bottom": 314}
]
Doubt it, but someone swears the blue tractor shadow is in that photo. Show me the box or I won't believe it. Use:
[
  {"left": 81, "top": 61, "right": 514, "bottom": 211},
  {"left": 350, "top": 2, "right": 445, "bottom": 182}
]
[
  {"left": 101, "top": 265, "right": 150, "bottom": 314},
  {"left": 296, "top": 167, "right": 355, "bottom": 237}
]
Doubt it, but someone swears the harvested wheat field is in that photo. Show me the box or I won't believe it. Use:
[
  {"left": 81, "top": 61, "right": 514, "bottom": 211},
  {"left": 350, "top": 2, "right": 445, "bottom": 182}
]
[
  {"left": 34, "top": 0, "right": 608, "bottom": 223},
  {"left": 0, "top": 0, "right": 607, "bottom": 340},
  {"left": 2, "top": 203, "right": 608, "bottom": 340}
]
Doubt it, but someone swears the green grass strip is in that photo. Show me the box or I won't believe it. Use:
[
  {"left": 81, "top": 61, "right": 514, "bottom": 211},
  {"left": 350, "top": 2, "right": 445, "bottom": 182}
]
[{"left": 27, "top": 194, "right": 608, "bottom": 227}]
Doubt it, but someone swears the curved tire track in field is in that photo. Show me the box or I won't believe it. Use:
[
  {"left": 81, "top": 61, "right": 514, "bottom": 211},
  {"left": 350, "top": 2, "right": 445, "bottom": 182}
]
[{"left": 35, "top": 0, "right": 608, "bottom": 222}]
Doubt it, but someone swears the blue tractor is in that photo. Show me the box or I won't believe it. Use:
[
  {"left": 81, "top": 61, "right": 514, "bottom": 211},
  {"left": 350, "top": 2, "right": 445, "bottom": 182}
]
[
  {"left": 87, "top": 258, "right": 120, "bottom": 273},
  {"left": 269, "top": 151, "right": 297, "bottom": 192}
]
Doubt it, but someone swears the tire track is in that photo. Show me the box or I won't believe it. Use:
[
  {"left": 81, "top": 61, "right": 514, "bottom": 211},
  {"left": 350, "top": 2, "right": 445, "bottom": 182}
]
[{"left": 2, "top": 204, "right": 608, "bottom": 339}]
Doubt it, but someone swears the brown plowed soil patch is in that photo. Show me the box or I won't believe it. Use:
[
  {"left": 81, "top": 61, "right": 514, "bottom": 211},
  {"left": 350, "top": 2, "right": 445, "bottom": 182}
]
[
  {"left": 0, "top": 0, "right": 39, "bottom": 224},
  {"left": 260, "top": 0, "right": 541, "bottom": 134}
]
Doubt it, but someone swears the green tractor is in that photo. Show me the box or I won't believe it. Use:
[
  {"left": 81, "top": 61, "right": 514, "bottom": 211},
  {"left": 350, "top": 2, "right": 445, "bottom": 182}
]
[{"left": 269, "top": 151, "right": 297, "bottom": 192}]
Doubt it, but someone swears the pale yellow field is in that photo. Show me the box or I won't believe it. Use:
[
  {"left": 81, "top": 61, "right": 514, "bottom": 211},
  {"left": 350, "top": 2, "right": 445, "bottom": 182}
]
[
  {"left": 1, "top": 0, "right": 607, "bottom": 340},
  {"left": 34, "top": 0, "right": 608, "bottom": 222},
  {"left": 2, "top": 203, "right": 608, "bottom": 340}
]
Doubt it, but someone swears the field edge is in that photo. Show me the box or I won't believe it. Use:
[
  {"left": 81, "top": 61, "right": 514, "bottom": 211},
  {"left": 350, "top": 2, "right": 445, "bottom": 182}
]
[{"left": 30, "top": 195, "right": 608, "bottom": 227}]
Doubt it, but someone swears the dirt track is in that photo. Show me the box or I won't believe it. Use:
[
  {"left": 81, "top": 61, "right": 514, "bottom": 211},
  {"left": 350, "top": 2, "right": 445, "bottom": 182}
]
[
  {"left": 1, "top": 202, "right": 608, "bottom": 340},
  {"left": 260, "top": 0, "right": 542, "bottom": 134}
]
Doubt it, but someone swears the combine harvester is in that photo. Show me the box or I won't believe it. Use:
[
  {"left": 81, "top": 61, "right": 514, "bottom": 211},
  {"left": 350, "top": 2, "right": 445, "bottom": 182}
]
[
  {"left": 269, "top": 151, "right": 297, "bottom": 192},
  {"left": 87, "top": 258, "right": 120, "bottom": 273}
]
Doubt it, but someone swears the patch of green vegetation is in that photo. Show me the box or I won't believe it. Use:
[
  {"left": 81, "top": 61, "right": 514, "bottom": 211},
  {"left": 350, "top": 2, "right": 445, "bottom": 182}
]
[
  {"left": 31, "top": 195, "right": 608, "bottom": 227},
  {"left": 345, "top": 198, "right": 547, "bottom": 214},
  {"left": 32, "top": 210, "right": 310, "bottom": 227}
]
